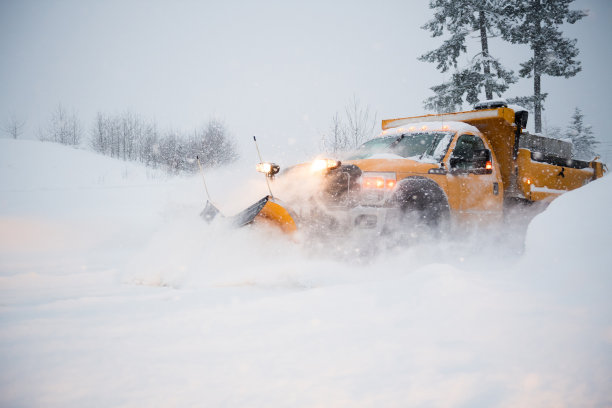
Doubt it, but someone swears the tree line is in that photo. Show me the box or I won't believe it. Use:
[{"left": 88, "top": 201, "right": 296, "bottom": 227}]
[
  {"left": 89, "top": 112, "right": 237, "bottom": 172},
  {"left": 3, "top": 105, "right": 238, "bottom": 173}
]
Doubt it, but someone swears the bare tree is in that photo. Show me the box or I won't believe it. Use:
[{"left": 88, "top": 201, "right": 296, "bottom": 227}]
[
  {"left": 322, "top": 96, "right": 377, "bottom": 152},
  {"left": 194, "top": 118, "right": 238, "bottom": 168},
  {"left": 3, "top": 114, "right": 25, "bottom": 139},
  {"left": 91, "top": 111, "right": 154, "bottom": 163},
  {"left": 345, "top": 95, "right": 377, "bottom": 148},
  {"left": 138, "top": 121, "right": 159, "bottom": 166},
  {"left": 322, "top": 112, "right": 349, "bottom": 153},
  {"left": 40, "top": 104, "right": 82, "bottom": 146},
  {"left": 88, "top": 111, "right": 238, "bottom": 173},
  {"left": 90, "top": 112, "right": 109, "bottom": 154}
]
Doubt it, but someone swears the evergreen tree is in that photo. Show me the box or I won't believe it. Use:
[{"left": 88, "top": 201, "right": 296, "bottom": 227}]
[
  {"left": 501, "top": 0, "right": 586, "bottom": 133},
  {"left": 420, "top": 0, "right": 516, "bottom": 112},
  {"left": 566, "top": 107, "right": 598, "bottom": 160}
]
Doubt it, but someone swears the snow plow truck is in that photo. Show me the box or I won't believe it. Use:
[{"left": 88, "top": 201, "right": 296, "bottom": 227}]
[{"left": 203, "top": 101, "right": 607, "bottom": 234}]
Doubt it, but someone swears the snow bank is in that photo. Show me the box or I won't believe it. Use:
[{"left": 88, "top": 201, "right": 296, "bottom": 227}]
[
  {"left": 522, "top": 174, "right": 612, "bottom": 302},
  {"left": 524, "top": 174, "right": 611, "bottom": 269},
  {"left": 0, "top": 139, "right": 164, "bottom": 191}
]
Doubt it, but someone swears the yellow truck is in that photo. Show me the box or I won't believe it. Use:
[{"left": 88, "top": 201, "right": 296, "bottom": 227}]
[{"left": 205, "top": 102, "right": 606, "bottom": 234}]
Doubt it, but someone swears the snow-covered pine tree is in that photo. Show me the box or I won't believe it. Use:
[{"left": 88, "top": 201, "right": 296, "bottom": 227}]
[
  {"left": 420, "top": 0, "right": 516, "bottom": 112},
  {"left": 501, "top": 0, "right": 586, "bottom": 133},
  {"left": 566, "top": 107, "right": 598, "bottom": 160}
]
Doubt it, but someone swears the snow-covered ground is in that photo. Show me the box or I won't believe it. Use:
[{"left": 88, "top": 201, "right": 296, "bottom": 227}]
[{"left": 0, "top": 138, "right": 610, "bottom": 407}]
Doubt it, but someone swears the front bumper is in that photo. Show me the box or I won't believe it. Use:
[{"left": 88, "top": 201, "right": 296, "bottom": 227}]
[{"left": 316, "top": 204, "right": 402, "bottom": 234}]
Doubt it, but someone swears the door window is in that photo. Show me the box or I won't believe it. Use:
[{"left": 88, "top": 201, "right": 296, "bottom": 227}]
[{"left": 451, "top": 134, "right": 486, "bottom": 170}]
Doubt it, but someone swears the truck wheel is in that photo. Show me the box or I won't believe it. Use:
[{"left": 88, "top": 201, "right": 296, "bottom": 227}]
[{"left": 393, "top": 177, "right": 450, "bottom": 233}]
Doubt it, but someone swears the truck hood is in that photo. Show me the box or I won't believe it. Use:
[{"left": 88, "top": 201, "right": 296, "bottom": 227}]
[{"left": 343, "top": 157, "right": 439, "bottom": 175}]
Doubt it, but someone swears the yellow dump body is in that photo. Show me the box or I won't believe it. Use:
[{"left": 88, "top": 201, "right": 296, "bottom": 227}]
[
  {"left": 383, "top": 107, "right": 606, "bottom": 203},
  {"left": 515, "top": 149, "right": 599, "bottom": 201}
]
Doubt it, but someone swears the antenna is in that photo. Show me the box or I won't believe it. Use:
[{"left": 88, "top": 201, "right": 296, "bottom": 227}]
[
  {"left": 253, "top": 136, "right": 274, "bottom": 199},
  {"left": 196, "top": 155, "right": 213, "bottom": 203}
]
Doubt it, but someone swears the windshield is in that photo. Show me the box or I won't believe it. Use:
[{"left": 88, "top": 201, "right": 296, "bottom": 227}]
[{"left": 347, "top": 132, "right": 452, "bottom": 161}]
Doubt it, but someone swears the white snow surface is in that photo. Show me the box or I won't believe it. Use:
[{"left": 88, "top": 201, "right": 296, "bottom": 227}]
[
  {"left": 380, "top": 120, "right": 480, "bottom": 137},
  {"left": 1, "top": 138, "right": 611, "bottom": 407}
]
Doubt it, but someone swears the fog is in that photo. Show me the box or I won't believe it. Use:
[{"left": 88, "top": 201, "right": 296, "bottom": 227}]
[{"left": 1, "top": 0, "right": 611, "bottom": 161}]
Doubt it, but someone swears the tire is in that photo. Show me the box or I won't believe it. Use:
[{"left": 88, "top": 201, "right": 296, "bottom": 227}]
[{"left": 392, "top": 177, "right": 450, "bottom": 233}]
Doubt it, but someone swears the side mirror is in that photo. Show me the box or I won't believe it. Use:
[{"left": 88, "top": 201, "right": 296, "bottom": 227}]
[
  {"left": 515, "top": 110, "right": 528, "bottom": 129},
  {"left": 449, "top": 156, "right": 462, "bottom": 169}
]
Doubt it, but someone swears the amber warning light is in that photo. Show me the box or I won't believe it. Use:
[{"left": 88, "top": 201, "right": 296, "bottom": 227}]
[
  {"left": 311, "top": 158, "right": 341, "bottom": 172},
  {"left": 362, "top": 172, "right": 396, "bottom": 190}
]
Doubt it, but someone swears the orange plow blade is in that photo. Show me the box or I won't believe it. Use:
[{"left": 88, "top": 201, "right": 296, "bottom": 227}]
[
  {"left": 202, "top": 195, "right": 297, "bottom": 234},
  {"left": 255, "top": 197, "right": 298, "bottom": 234}
]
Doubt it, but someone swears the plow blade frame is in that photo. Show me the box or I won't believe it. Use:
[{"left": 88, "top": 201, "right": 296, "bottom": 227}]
[{"left": 231, "top": 196, "right": 271, "bottom": 227}]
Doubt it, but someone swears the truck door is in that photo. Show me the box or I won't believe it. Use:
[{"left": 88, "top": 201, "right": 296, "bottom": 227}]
[{"left": 447, "top": 134, "right": 503, "bottom": 223}]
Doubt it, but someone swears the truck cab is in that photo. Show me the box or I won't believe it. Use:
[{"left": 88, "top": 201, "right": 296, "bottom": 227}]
[{"left": 342, "top": 121, "right": 504, "bottom": 227}]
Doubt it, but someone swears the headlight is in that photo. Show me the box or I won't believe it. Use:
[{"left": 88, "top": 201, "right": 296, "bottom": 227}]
[{"left": 311, "top": 158, "right": 341, "bottom": 172}]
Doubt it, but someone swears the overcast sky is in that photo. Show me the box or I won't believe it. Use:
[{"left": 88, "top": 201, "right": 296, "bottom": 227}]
[{"left": 1, "top": 0, "right": 611, "bottom": 163}]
